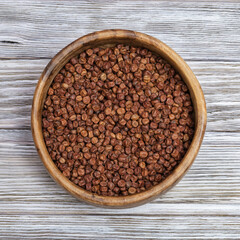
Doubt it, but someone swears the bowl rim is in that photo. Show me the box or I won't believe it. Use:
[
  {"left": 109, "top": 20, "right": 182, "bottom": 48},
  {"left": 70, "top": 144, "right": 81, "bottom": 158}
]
[{"left": 31, "top": 29, "right": 207, "bottom": 208}]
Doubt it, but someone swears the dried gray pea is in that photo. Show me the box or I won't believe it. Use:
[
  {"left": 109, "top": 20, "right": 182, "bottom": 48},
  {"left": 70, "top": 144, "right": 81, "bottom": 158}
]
[{"left": 42, "top": 44, "right": 194, "bottom": 196}]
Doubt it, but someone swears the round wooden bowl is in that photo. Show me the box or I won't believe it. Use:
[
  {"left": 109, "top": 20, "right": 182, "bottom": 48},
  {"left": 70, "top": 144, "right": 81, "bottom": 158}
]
[{"left": 32, "top": 29, "right": 207, "bottom": 208}]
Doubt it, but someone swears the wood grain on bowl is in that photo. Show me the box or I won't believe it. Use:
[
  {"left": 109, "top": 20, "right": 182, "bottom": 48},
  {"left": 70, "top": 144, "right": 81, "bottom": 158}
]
[{"left": 31, "top": 29, "right": 207, "bottom": 208}]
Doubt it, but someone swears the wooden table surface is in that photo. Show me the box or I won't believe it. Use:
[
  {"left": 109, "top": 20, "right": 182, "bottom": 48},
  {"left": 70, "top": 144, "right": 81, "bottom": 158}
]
[{"left": 0, "top": 0, "right": 240, "bottom": 239}]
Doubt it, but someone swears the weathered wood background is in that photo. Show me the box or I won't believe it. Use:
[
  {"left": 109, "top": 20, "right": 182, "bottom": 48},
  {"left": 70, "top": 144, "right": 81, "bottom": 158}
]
[{"left": 0, "top": 0, "right": 240, "bottom": 239}]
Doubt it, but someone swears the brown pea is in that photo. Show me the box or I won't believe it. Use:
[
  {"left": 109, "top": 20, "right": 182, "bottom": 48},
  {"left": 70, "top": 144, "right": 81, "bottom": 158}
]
[
  {"left": 78, "top": 168, "right": 85, "bottom": 176},
  {"left": 92, "top": 115, "right": 100, "bottom": 124},
  {"left": 172, "top": 106, "right": 178, "bottom": 114},
  {"left": 142, "top": 118, "right": 149, "bottom": 125},
  {"left": 143, "top": 74, "right": 151, "bottom": 83},
  {"left": 131, "top": 64, "right": 138, "bottom": 72},
  {"left": 59, "top": 158, "right": 66, "bottom": 164},
  {"left": 83, "top": 96, "right": 91, "bottom": 104},
  {"left": 132, "top": 120, "right": 138, "bottom": 128},
  {"left": 118, "top": 179, "right": 126, "bottom": 188},
  {"left": 76, "top": 95, "right": 82, "bottom": 102},
  {"left": 117, "top": 108, "right": 126, "bottom": 115},
  {"left": 91, "top": 137, "right": 98, "bottom": 144},
  {"left": 81, "top": 130, "right": 88, "bottom": 137},
  {"left": 61, "top": 118, "right": 68, "bottom": 126},
  {"left": 119, "top": 119, "right": 127, "bottom": 126},
  {"left": 116, "top": 133, "right": 123, "bottom": 140},
  {"left": 131, "top": 114, "right": 139, "bottom": 120},
  {"left": 105, "top": 107, "right": 112, "bottom": 115},
  {"left": 140, "top": 151, "right": 148, "bottom": 158},
  {"left": 139, "top": 162, "right": 146, "bottom": 168},
  {"left": 128, "top": 187, "right": 137, "bottom": 194},
  {"left": 43, "top": 45, "right": 194, "bottom": 197}
]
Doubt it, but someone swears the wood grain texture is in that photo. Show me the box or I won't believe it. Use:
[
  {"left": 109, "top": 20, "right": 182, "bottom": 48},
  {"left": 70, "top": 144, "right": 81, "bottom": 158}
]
[
  {"left": 0, "top": 0, "right": 240, "bottom": 238},
  {"left": 0, "top": 0, "right": 240, "bottom": 61}
]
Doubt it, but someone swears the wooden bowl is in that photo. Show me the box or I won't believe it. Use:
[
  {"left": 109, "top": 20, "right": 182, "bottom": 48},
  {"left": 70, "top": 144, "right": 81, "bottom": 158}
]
[{"left": 32, "top": 29, "right": 207, "bottom": 208}]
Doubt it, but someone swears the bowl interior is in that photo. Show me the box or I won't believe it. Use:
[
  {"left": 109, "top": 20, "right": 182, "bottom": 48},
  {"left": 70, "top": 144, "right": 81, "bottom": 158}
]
[{"left": 32, "top": 30, "right": 207, "bottom": 208}]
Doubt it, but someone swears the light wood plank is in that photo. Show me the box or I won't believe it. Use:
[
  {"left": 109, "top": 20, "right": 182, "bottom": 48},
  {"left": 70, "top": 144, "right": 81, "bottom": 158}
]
[
  {"left": 1, "top": 59, "right": 239, "bottom": 131},
  {"left": 0, "top": 213, "right": 240, "bottom": 239},
  {"left": 0, "top": 1, "right": 239, "bottom": 61}
]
